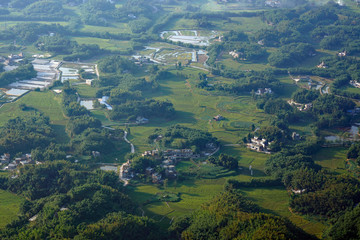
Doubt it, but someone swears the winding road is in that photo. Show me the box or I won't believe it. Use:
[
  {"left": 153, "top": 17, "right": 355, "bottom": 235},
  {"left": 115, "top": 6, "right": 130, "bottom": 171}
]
[
  {"left": 124, "top": 131, "right": 135, "bottom": 153},
  {"left": 119, "top": 131, "right": 135, "bottom": 186},
  {"left": 119, "top": 160, "right": 130, "bottom": 186}
]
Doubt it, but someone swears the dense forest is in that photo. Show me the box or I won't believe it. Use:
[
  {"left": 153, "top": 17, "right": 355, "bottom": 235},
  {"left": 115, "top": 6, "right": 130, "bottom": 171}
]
[{"left": 0, "top": 161, "right": 162, "bottom": 239}]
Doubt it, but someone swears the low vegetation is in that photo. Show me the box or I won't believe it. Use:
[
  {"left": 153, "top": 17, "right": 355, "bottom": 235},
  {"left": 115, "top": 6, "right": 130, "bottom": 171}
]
[{"left": 0, "top": 0, "right": 360, "bottom": 239}]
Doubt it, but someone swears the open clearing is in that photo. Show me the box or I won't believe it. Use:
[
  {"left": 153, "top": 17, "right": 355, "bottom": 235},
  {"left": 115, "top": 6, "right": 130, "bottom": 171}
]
[
  {"left": 0, "top": 190, "right": 24, "bottom": 229},
  {"left": 313, "top": 147, "right": 348, "bottom": 174},
  {"left": 72, "top": 37, "right": 132, "bottom": 51},
  {"left": 0, "top": 91, "right": 69, "bottom": 143},
  {"left": 80, "top": 23, "right": 131, "bottom": 34},
  {"left": 124, "top": 66, "right": 325, "bottom": 237},
  {"left": 128, "top": 67, "right": 269, "bottom": 154},
  {"left": 129, "top": 181, "right": 325, "bottom": 237}
]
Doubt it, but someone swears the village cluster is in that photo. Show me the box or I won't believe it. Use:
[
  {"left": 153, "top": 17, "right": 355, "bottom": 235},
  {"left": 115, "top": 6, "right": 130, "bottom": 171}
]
[
  {"left": 246, "top": 136, "right": 272, "bottom": 154},
  {"left": 1, "top": 153, "right": 41, "bottom": 171},
  {"left": 246, "top": 132, "right": 300, "bottom": 154},
  {"left": 121, "top": 144, "right": 218, "bottom": 184}
]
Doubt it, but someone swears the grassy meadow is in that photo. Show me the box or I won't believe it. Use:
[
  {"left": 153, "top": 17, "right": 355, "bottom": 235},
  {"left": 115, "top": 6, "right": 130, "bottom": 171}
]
[
  {"left": 120, "top": 66, "right": 326, "bottom": 237},
  {"left": 313, "top": 147, "right": 348, "bottom": 174},
  {"left": 127, "top": 67, "right": 270, "bottom": 153},
  {"left": 341, "top": 85, "right": 360, "bottom": 94},
  {"left": 0, "top": 190, "right": 24, "bottom": 229},
  {"left": 75, "top": 84, "right": 98, "bottom": 98},
  {"left": 72, "top": 37, "right": 132, "bottom": 51},
  {"left": 128, "top": 178, "right": 325, "bottom": 237},
  {"left": 80, "top": 23, "right": 131, "bottom": 34},
  {"left": 0, "top": 91, "right": 69, "bottom": 143}
]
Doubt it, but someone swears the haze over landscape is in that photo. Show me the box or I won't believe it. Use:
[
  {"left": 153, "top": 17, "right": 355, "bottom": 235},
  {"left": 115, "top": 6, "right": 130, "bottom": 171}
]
[{"left": 0, "top": 0, "right": 360, "bottom": 239}]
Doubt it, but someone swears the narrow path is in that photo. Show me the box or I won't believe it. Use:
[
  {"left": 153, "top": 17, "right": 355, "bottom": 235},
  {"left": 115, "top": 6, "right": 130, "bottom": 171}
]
[
  {"left": 95, "top": 64, "right": 99, "bottom": 80},
  {"left": 119, "top": 160, "right": 130, "bottom": 186},
  {"left": 72, "top": 82, "right": 86, "bottom": 86},
  {"left": 209, "top": 146, "right": 220, "bottom": 156},
  {"left": 124, "top": 131, "right": 135, "bottom": 153},
  {"left": 119, "top": 131, "right": 135, "bottom": 186},
  {"left": 139, "top": 207, "right": 145, "bottom": 217},
  {"left": 190, "top": 65, "right": 210, "bottom": 72},
  {"left": 76, "top": 92, "right": 80, "bottom": 103},
  {"left": 224, "top": 144, "right": 241, "bottom": 147},
  {"left": 102, "top": 125, "right": 115, "bottom": 130}
]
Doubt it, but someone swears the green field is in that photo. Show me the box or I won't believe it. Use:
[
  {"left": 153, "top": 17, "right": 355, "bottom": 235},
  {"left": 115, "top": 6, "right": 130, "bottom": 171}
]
[
  {"left": 341, "top": 85, "right": 360, "bottom": 94},
  {"left": 164, "top": 18, "right": 198, "bottom": 30},
  {"left": 128, "top": 181, "right": 325, "bottom": 237},
  {"left": 0, "top": 190, "right": 24, "bottom": 229},
  {"left": 313, "top": 147, "right": 348, "bottom": 173},
  {"left": 277, "top": 75, "right": 299, "bottom": 98},
  {"left": 215, "top": 16, "right": 269, "bottom": 32},
  {"left": 0, "top": 91, "right": 69, "bottom": 143},
  {"left": 0, "top": 91, "right": 66, "bottom": 125},
  {"left": 121, "top": 65, "right": 328, "bottom": 237},
  {"left": 81, "top": 23, "right": 131, "bottom": 34},
  {"left": 163, "top": 15, "right": 268, "bottom": 33},
  {"left": 75, "top": 84, "right": 98, "bottom": 98},
  {"left": 126, "top": 67, "right": 269, "bottom": 153},
  {"left": 240, "top": 187, "right": 326, "bottom": 238},
  {"left": 0, "top": 21, "right": 69, "bottom": 31},
  {"left": 220, "top": 57, "right": 272, "bottom": 71},
  {"left": 199, "top": 0, "right": 264, "bottom": 12},
  {"left": 72, "top": 37, "right": 132, "bottom": 51},
  {"left": 91, "top": 109, "right": 125, "bottom": 127},
  {"left": 122, "top": 66, "right": 271, "bottom": 178}
]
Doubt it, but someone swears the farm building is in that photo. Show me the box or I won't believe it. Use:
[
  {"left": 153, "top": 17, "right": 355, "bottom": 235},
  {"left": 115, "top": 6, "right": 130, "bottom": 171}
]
[
  {"left": 338, "top": 51, "right": 347, "bottom": 57},
  {"left": 0, "top": 154, "right": 10, "bottom": 164},
  {"left": 247, "top": 137, "right": 271, "bottom": 153},
  {"left": 317, "top": 61, "right": 327, "bottom": 68},
  {"left": 265, "top": 0, "right": 280, "bottom": 7},
  {"left": 350, "top": 80, "right": 360, "bottom": 88},
  {"left": 136, "top": 116, "right": 149, "bottom": 124},
  {"left": 99, "top": 96, "right": 113, "bottom": 110},
  {"left": 255, "top": 88, "right": 272, "bottom": 95},
  {"left": 213, "top": 115, "right": 225, "bottom": 121}
]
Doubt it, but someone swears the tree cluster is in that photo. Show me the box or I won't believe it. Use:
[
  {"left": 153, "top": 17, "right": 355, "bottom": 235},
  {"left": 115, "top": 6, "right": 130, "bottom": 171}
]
[
  {"left": 23, "top": 1, "right": 65, "bottom": 19},
  {"left": 62, "top": 84, "right": 90, "bottom": 117},
  {"left": 208, "top": 154, "right": 238, "bottom": 170},
  {"left": 0, "top": 113, "right": 54, "bottom": 154},
  {"left": 109, "top": 99, "right": 175, "bottom": 121},
  {"left": 268, "top": 43, "right": 316, "bottom": 67},
  {"left": 0, "top": 161, "right": 163, "bottom": 240},
  {"left": 0, "top": 63, "right": 36, "bottom": 87},
  {"left": 312, "top": 94, "right": 355, "bottom": 128},
  {"left": 292, "top": 89, "right": 320, "bottom": 104},
  {"left": 162, "top": 125, "right": 218, "bottom": 152}
]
